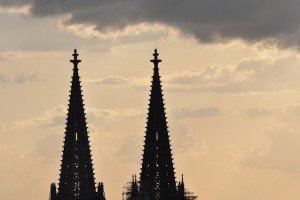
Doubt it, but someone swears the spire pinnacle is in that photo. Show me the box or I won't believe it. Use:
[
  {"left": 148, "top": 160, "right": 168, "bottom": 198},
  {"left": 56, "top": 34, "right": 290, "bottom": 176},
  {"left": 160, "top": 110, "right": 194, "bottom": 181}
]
[
  {"left": 70, "top": 49, "right": 81, "bottom": 64},
  {"left": 150, "top": 48, "right": 161, "bottom": 64}
]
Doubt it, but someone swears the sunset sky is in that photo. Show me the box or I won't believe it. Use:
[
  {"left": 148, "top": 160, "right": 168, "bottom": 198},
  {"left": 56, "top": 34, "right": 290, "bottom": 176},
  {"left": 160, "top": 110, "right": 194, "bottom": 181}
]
[{"left": 2, "top": 1, "right": 300, "bottom": 200}]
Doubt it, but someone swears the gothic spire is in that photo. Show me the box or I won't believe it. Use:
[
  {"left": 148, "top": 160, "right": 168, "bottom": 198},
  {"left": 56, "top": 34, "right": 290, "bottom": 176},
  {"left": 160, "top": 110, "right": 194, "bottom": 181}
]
[
  {"left": 140, "top": 49, "right": 177, "bottom": 200},
  {"left": 49, "top": 49, "right": 105, "bottom": 200}
]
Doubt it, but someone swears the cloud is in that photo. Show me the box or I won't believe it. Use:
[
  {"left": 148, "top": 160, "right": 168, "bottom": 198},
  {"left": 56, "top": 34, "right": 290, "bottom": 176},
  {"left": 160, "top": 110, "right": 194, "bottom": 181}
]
[
  {"left": 115, "top": 134, "right": 142, "bottom": 164},
  {"left": 0, "top": 73, "right": 41, "bottom": 84},
  {"left": 87, "top": 107, "right": 143, "bottom": 122},
  {"left": 13, "top": 73, "right": 41, "bottom": 84},
  {"left": 0, "top": 124, "right": 6, "bottom": 132},
  {"left": 240, "top": 124, "right": 300, "bottom": 173},
  {"left": 87, "top": 76, "right": 147, "bottom": 90},
  {"left": 0, "top": 75, "right": 6, "bottom": 83},
  {"left": 172, "top": 107, "right": 221, "bottom": 119},
  {"left": 246, "top": 107, "right": 274, "bottom": 119},
  {"left": 170, "top": 121, "right": 198, "bottom": 152},
  {"left": 245, "top": 105, "right": 300, "bottom": 120},
  {"left": 168, "top": 54, "right": 300, "bottom": 93},
  {"left": 0, "top": 0, "right": 31, "bottom": 8},
  {"left": 3, "top": 0, "right": 300, "bottom": 48},
  {"left": 89, "top": 54, "right": 300, "bottom": 94},
  {"left": 31, "top": 133, "right": 62, "bottom": 164},
  {"left": 14, "top": 105, "right": 67, "bottom": 128},
  {"left": 88, "top": 76, "right": 131, "bottom": 85}
]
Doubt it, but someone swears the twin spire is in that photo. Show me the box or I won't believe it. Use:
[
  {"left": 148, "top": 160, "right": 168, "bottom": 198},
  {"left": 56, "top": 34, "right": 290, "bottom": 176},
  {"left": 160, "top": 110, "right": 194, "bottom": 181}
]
[
  {"left": 49, "top": 49, "right": 196, "bottom": 200},
  {"left": 49, "top": 49, "right": 105, "bottom": 200}
]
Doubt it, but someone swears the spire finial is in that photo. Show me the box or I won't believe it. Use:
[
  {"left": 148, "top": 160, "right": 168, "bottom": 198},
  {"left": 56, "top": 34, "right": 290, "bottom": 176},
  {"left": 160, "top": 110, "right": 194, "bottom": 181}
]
[
  {"left": 150, "top": 48, "right": 161, "bottom": 64},
  {"left": 70, "top": 49, "right": 81, "bottom": 64}
]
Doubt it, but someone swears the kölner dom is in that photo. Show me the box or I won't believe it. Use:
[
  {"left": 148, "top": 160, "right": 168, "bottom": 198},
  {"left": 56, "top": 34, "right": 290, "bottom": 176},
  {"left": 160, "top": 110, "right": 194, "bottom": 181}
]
[{"left": 49, "top": 49, "right": 197, "bottom": 200}]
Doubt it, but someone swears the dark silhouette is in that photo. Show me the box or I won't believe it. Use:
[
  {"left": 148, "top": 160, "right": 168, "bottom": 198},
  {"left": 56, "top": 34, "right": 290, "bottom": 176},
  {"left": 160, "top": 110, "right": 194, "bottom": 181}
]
[
  {"left": 123, "top": 49, "right": 197, "bottom": 200},
  {"left": 49, "top": 50, "right": 106, "bottom": 200}
]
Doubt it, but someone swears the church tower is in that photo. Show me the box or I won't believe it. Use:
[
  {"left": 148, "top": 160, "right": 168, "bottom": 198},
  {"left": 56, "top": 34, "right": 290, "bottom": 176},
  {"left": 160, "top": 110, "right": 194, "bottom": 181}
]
[
  {"left": 49, "top": 50, "right": 106, "bottom": 200},
  {"left": 123, "top": 49, "right": 197, "bottom": 200}
]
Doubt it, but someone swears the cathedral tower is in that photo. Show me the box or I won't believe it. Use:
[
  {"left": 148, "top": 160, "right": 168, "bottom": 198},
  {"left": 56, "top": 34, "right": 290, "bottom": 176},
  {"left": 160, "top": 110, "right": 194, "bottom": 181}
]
[
  {"left": 123, "top": 49, "right": 197, "bottom": 200},
  {"left": 49, "top": 50, "right": 105, "bottom": 200}
]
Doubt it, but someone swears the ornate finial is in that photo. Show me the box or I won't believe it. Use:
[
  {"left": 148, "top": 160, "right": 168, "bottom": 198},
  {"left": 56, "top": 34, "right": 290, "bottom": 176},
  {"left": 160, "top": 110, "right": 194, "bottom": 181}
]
[
  {"left": 70, "top": 49, "right": 81, "bottom": 64},
  {"left": 150, "top": 48, "right": 161, "bottom": 64}
]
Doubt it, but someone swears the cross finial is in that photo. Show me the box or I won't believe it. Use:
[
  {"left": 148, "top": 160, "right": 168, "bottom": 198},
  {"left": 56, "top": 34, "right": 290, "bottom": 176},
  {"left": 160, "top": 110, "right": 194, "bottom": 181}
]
[
  {"left": 70, "top": 49, "right": 81, "bottom": 64},
  {"left": 150, "top": 48, "right": 161, "bottom": 64}
]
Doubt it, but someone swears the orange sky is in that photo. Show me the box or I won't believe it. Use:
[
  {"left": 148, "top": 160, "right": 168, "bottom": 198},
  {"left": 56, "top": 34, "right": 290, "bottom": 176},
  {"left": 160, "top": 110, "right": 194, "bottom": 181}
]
[{"left": 1, "top": 3, "right": 300, "bottom": 200}]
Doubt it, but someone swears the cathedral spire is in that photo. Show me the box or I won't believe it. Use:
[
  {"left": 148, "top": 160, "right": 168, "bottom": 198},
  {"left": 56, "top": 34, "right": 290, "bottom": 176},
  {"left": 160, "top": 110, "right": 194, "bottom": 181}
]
[
  {"left": 123, "top": 49, "right": 197, "bottom": 200},
  {"left": 49, "top": 49, "right": 105, "bottom": 200},
  {"left": 139, "top": 48, "right": 177, "bottom": 200}
]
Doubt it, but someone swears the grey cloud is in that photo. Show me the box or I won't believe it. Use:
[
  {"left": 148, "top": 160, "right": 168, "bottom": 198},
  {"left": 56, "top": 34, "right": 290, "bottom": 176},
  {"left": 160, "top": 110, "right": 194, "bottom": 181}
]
[
  {"left": 0, "top": 0, "right": 31, "bottom": 7},
  {"left": 3, "top": 0, "right": 300, "bottom": 48}
]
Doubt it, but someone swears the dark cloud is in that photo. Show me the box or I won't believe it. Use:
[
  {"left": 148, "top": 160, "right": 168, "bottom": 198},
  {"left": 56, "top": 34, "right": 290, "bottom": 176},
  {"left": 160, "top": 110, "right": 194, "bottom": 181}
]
[
  {"left": 2, "top": 0, "right": 300, "bottom": 48},
  {"left": 0, "top": 0, "right": 31, "bottom": 7}
]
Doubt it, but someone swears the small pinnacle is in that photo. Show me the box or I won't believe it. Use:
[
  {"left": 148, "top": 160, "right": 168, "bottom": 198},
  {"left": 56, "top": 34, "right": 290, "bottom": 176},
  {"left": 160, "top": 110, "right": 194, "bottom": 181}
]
[
  {"left": 70, "top": 49, "right": 81, "bottom": 64},
  {"left": 150, "top": 48, "right": 161, "bottom": 64}
]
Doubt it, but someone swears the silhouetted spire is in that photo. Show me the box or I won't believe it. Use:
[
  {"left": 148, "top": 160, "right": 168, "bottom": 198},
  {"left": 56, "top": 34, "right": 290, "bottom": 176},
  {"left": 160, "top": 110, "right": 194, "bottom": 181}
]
[
  {"left": 123, "top": 49, "right": 197, "bottom": 200},
  {"left": 49, "top": 49, "right": 105, "bottom": 200},
  {"left": 139, "top": 48, "right": 177, "bottom": 200}
]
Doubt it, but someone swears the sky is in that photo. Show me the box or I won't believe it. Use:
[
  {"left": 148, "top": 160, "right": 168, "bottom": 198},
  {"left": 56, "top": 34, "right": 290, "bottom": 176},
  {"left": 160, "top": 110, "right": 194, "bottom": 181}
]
[{"left": 1, "top": 1, "right": 300, "bottom": 200}]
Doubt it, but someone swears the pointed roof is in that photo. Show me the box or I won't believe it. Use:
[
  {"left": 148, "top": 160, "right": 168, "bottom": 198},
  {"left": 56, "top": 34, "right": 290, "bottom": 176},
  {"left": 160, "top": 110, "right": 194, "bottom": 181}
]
[
  {"left": 140, "top": 49, "right": 177, "bottom": 200},
  {"left": 56, "top": 49, "right": 98, "bottom": 200}
]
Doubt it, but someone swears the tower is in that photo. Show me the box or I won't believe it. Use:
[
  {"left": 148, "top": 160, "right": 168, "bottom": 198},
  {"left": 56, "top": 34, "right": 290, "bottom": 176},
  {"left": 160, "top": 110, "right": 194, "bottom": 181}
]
[
  {"left": 139, "top": 49, "right": 177, "bottom": 200},
  {"left": 123, "top": 49, "right": 197, "bottom": 200},
  {"left": 49, "top": 50, "right": 106, "bottom": 200}
]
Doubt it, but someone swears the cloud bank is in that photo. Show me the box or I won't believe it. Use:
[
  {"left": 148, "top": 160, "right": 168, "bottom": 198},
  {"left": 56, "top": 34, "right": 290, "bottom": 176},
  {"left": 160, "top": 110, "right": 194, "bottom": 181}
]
[{"left": 2, "top": 0, "right": 300, "bottom": 48}]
